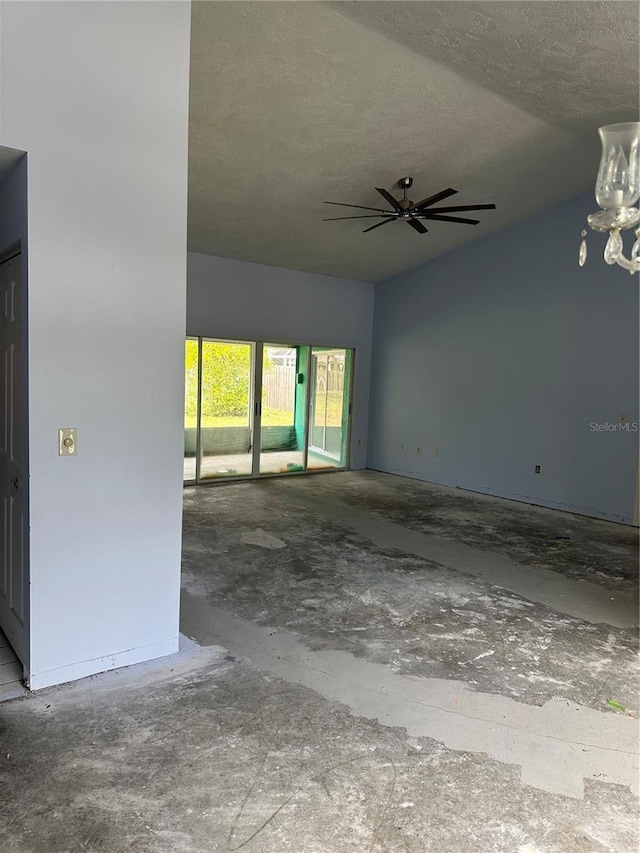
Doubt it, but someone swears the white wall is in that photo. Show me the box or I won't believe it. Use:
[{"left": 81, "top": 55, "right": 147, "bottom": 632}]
[
  {"left": 1, "top": 2, "right": 191, "bottom": 688},
  {"left": 187, "top": 252, "right": 375, "bottom": 468}
]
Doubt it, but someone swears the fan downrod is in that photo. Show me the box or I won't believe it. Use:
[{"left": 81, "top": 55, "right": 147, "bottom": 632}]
[{"left": 397, "top": 176, "right": 414, "bottom": 209}]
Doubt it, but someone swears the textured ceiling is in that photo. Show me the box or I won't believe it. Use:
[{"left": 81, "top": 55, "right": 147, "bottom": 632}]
[
  {"left": 188, "top": 1, "right": 639, "bottom": 282},
  {"left": 335, "top": 1, "right": 640, "bottom": 133}
]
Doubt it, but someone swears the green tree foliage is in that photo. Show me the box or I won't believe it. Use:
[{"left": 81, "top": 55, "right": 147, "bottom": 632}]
[
  {"left": 185, "top": 341, "right": 253, "bottom": 419},
  {"left": 185, "top": 341, "right": 283, "bottom": 424},
  {"left": 184, "top": 339, "right": 199, "bottom": 422}
]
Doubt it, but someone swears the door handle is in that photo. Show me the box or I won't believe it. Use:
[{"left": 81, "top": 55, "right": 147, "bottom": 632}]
[{"left": 11, "top": 477, "right": 18, "bottom": 490}]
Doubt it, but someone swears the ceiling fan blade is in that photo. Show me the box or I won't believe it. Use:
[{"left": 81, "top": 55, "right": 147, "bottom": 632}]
[
  {"left": 324, "top": 201, "right": 391, "bottom": 213},
  {"left": 375, "top": 187, "right": 405, "bottom": 213},
  {"left": 427, "top": 203, "right": 496, "bottom": 214},
  {"left": 407, "top": 218, "right": 428, "bottom": 234},
  {"left": 410, "top": 188, "right": 458, "bottom": 211},
  {"left": 420, "top": 213, "right": 480, "bottom": 225},
  {"left": 322, "top": 214, "right": 391, "bottom": 221},
  {"left": 363, "top": 217, "right": 397, "bottom": 233}
]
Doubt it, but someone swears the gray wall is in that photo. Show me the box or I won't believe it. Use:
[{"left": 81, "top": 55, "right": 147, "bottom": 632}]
[
  {"left": 368, "top": 192, "right": 639, "bottom": 523},
  {"left": 187, "top": 253, "right": 375, "bottom": 469},
  {"left": 2, "top": 2, "right": 191, "bottom": 689}
]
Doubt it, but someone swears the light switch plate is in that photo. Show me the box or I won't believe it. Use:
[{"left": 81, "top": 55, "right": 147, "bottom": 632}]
[{"left": 58, "top": 428, "right": 77, "bottom": 456}]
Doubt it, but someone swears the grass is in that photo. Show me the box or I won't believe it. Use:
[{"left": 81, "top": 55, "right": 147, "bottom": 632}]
[
  {"left": 184, "top": 408, "right": 294, "bottom": 429},
  {"left": 185, "top": 394, "right": 346, "bottom": 430}
]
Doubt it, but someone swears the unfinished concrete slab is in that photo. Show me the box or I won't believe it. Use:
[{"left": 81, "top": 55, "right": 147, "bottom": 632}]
[
  {"left": 179, "top": 471, "right": 639, "bottom": 846},
  {"left": 184, "top": 596, "right": 639, "bottom": 800},
  {"left": 263, "top": 480, "right": 638, "bottom": 627},
  {"left": 1, "top": 471, "right": 638, "bottom": 852},
  {"left": 182, "top": 473, "right": 639, "bottom": 711},
  {"left": 1, "top": 635, "right": 636, "bottom": 853}
]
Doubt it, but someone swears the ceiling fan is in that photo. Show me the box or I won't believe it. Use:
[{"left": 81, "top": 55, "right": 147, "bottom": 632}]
[{"left": 323, "top": 177, "right": 496, "bottom": 234}]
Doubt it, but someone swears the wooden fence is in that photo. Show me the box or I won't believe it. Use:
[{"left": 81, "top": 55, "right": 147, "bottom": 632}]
[
  {"left": 262, "top": 361, "right": 345, "bottom": 411},
  {"left": 263, "top": 365, "right": 296, "bottom": 411}
]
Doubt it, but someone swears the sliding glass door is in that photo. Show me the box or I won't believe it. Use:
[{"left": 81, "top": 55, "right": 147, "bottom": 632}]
[
  {"left": 199, "top": 340, "right": 254, "bottom": 480},
  {"left": 308, "top": 348, "right": 351, "bottom": 470},
  {"left": 183, "top": 338, "right": 352, "bottom": 484},
  {"left": 259, "top": 344, "right": 307, "bottom": 474}
]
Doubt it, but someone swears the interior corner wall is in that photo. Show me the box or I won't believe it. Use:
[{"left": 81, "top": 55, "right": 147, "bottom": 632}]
[
  {"left": 1, "top": 1, "right": 191, "bottom": 689},
  {"left": 368, "top": 192, "right": 639, "bottom": 524},
  {"left": 187, "top": 253, "right": 375, "bottom": 469}
]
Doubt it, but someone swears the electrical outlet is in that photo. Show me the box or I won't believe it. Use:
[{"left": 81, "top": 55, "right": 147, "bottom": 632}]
[
  {"left": 535, "top": 464, "right": 541, "bottom": 474},
  {"left": 433, "top": 448, "right": 438, "bottom": 457},
  {"left": 416, "top": 446, "right": 422, "bottom": 455},
  {"left": 399, "top": 443, "right": 404, "bottom": 452},
  {"left": 357, "top": 438, "right": 361, "bottom": 445}
]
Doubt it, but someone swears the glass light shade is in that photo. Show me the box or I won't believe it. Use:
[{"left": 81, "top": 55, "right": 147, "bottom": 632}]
[{"left": 595, "top": 123, "right": 640, "bottom": 209}]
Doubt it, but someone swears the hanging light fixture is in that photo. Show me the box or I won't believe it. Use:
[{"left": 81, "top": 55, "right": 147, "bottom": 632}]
[{"left": 579, "top": 122, "right": 640, "bottom": 274}]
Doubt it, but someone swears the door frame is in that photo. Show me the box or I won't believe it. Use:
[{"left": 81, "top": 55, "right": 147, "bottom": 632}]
[
  {"left": 0, "top": 241, "right": 29, "bottom": 669},
  {"left": 308, "top": 346, "right": 354, "bottom": 471},
  {"left": 193, "top": 337, "right": 256, "bottom": 484},
  {"left": 251, "top": 341, "right": 263, "bottom": 477}
]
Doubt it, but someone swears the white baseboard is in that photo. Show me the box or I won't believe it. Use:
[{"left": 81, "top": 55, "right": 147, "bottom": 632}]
[{"left": 27, "top": 636, "right": 179, "bottom": 691}]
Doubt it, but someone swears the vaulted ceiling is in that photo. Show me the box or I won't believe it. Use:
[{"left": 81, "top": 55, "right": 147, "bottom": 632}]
[{"left": 188, "top": 1, "right": 639, "bottom": 282}]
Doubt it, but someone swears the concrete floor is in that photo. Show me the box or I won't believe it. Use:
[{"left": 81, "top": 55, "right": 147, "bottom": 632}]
[{"left": 1, "top": 471, "right": 639, "bottom": 852}]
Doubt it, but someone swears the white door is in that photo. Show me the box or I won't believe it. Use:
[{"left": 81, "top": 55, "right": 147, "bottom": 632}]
[{"left": 0, "top": 254, "right": 25, "bottom": 664}]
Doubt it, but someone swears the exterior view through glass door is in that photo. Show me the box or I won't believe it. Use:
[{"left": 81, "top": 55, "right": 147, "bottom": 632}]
[
  {"left": 259, "top": 344, "right": 307, "bottom": 474},
  {"left": 183, "top": 338, "right": 199, "bottom": 483},
  {"left": 308, "top": 348, "right": 351, "bottom": 470},
  {"left": 199, "top": 340, "right": 254, "bottom": 479},
  {"left": 183, "top": 339, "right": 352, "bottom": 483}
]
